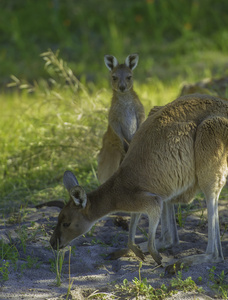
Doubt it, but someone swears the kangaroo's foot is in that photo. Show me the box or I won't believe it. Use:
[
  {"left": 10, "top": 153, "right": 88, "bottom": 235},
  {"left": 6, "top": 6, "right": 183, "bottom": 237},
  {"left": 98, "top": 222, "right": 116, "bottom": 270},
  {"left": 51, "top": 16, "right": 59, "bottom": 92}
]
[
  {"left": 106, "top": 248, "right": 132, "bottom": 260},
  {"left": 148, "top": 246, "right": 162, "bottom": 265},
  {"left": 106, "top": 240, "right": 168, "bottom": 262},
  {"left": 156, "top": 237, "right": 178, "bottom": 250},
  {"left": 106, "top": 244, "right": 145, "bottom": 261},
  {"left": 165, "top": 254, "right": 224, "bottom": 275},
  {"left": 137, "top": 237, "right": 177, "bottom": 255},
  {"left": 128, "top": 243, "right": 145, "bottom": 261}
]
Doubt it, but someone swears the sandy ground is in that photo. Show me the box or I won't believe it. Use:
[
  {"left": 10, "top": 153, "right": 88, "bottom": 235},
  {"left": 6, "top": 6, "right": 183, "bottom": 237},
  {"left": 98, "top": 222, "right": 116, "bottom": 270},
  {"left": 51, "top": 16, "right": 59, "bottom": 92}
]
[{"left": 0, "top": 199, "right": 227, "bottom": 300}]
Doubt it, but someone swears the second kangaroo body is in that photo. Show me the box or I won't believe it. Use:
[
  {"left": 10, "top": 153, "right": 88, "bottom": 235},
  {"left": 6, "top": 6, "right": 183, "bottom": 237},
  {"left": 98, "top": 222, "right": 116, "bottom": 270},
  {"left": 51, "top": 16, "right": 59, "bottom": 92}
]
[{"left": 97, "top": 54, "right": 145, "bottom": 184}]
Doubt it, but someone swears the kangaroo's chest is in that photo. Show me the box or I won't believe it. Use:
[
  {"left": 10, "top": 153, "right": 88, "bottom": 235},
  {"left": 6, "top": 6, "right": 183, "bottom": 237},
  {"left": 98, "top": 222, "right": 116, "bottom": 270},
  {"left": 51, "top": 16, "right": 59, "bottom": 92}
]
[
  {"left": 121, "top": 106, "right": 138, "bottom": 142},
  {"left": 110, "top": 94, "right": 140, "bottom": 143}
]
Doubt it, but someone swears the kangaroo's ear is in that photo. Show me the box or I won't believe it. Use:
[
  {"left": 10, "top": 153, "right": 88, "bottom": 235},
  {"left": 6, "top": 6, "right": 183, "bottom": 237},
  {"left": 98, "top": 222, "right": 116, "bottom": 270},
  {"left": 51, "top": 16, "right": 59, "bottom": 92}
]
[
  {"left": 125, "top": 54, "right": 139, "bottom": 70},
  {"left": 63, "top": 171, "right": 79, "bottom": 192},
  {"left": 70, "top": 186, "right": 87, "bottom": 209},
  {"left": 104, "top": 55, "right": 118, "bottom": 71}
]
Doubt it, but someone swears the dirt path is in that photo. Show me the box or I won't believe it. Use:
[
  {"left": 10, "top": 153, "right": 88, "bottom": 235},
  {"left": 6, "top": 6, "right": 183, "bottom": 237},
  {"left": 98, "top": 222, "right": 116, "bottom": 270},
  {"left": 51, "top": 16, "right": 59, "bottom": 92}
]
[{"left": 0, "top": 201, "right": 227, "bottom": 300}]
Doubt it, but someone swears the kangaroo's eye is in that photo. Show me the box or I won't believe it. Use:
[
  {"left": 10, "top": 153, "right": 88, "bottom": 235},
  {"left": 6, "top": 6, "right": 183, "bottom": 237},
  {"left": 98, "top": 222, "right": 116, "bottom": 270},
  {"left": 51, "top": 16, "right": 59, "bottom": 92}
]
[
  {"left": 112, "top": 76, "right": 118, "bottom": 81},
  {"left": 63, "top": 222, "right": 71, "bottom": 228},
  {"left": 127, "top": 76, "right": 132, "bottom": 80}
]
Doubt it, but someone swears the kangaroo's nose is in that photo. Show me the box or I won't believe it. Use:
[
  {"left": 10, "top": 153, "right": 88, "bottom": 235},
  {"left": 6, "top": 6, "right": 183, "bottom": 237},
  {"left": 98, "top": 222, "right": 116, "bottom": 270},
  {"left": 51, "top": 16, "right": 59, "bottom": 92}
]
[
  {"left": 50, "top": 234, "right": 59, "bottom": 250},
  {"left": 119, "top": 85, "right": 126, "bottom": 92}
]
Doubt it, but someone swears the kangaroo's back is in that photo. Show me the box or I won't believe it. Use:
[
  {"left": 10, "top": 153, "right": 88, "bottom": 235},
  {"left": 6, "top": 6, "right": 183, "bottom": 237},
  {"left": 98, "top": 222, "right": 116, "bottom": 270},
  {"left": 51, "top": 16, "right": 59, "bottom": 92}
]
[
  {"left": 121, "top": 94, "right": 228, "bottom": 195},
  {"left": 51, "top": 94, "right": 227, "bottom": 267}
]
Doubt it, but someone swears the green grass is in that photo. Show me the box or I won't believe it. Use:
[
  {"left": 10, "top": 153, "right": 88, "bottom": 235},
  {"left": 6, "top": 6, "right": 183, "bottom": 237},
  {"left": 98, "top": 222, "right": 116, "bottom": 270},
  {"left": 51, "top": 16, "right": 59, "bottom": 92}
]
[
  {"left": 0, "top": 49, "right": 180, "bottom": 214},
  {"left": 0, "top": 3, "right": 228, "bottom": 296},
  {"left": 114, "top": 262, "right": 203, "bottom": 299},
  {"left": 0, "top": 88, "right": 102, "bottom": 211},
  {"left": 208, "top": 266, "right": 228, "bottom": 299},
  {"left": 0, "top": 47, "right": 227, "bottom": 215},
  {"left": 1, "top": 1, "right": 228, "bottom": 85}
]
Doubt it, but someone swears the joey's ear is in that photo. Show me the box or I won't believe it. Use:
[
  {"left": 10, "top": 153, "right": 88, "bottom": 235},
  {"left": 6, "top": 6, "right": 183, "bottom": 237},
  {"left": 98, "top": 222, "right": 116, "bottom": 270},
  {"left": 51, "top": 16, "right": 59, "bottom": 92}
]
[
  {"left": 125, "top": 54, "right": 139, "bottom": 70},
  {"left": 104, "top": 55, "right": 118, "bottom": 71},
  {"left": 63, "top": 171, "right": 79, "bottom": 192},
  {"left": 70, "top": 186, "right": 87, "bottom": 209}
]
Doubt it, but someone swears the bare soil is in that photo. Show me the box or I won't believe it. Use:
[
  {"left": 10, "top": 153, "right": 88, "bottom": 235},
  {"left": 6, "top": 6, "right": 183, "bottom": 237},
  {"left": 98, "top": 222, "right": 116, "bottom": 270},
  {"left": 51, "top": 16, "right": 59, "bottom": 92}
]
[{"left": 0, "top": 199, "right": 227, "bottom": 300}]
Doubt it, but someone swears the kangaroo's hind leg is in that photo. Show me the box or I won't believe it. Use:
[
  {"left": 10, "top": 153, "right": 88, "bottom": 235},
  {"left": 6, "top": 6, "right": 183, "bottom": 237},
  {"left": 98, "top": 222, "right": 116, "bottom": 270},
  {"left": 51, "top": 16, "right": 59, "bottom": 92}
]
[
  {"left": 156, "top": 202, "right": 179, "bottom": 249},
  {"left": 166, "top": 176, "right": 225, "bottom": 273},
  {"left": 196, "top": 116, "right": 228, "bottom": 262},
  {"left": 166, "top": 117, "right": 228, "bottom": 273}
]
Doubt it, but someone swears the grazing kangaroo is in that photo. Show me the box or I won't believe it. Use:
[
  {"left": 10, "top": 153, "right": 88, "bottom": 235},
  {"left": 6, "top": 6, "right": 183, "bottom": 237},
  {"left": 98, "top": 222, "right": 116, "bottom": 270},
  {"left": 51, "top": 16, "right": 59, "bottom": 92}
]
[
  {"left": 50, "top": 94, "right": 227, "bottom": 267},
  {"left": 97, "top": 54, "right": 145, "bottom": 183}
]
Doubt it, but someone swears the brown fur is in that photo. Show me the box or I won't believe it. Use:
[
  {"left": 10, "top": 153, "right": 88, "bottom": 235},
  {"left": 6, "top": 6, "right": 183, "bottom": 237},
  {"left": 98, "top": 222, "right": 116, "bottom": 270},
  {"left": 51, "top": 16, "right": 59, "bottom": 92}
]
[
  {"left": 51, "top": 94, "right": 228, "bottom": 266},
  {"left": 97, "top": 54, "right": 145, "bottom": 184}
]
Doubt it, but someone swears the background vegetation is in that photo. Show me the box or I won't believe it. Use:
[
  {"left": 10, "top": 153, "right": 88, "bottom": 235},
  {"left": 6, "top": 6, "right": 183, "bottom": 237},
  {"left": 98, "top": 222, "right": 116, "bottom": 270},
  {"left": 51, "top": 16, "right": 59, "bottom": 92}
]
[
  {"left": 1, "top": 0, "right": 228, "bottom": 213},
  {"left": 1, "top": 0, "right": 228, "bottom": 86}
]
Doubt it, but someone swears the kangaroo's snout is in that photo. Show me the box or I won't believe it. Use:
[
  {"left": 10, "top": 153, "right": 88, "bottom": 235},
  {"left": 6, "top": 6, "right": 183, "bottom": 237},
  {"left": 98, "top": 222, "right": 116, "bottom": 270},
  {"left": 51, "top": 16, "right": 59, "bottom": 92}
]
[
  {"left": 50, "top": 226, "right": 62, "bottom": 250},
  {"left": 50, "top": 235, "right": 58, "bottom": 250},
  {"left": 119, "top": 84, "right": 126, "bottom": 92}
]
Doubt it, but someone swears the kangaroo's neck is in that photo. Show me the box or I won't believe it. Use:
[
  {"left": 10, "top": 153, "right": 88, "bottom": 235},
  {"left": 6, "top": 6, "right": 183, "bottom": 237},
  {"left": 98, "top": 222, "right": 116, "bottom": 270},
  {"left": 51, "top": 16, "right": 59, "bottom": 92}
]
[
  {"left": 112, "top": 89, "right": 137, "bottom": 102},
  {"left": 86, "top": 171, "right": 127, "bottom": 221}
]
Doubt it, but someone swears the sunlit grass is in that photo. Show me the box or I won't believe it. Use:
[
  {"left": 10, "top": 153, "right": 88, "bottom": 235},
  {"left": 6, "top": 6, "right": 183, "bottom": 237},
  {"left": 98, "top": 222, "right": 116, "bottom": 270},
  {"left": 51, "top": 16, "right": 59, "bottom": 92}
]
[
  {"left": 1, "top": 48, "right": 228, "bottom": 216},
  {"left": 0, "top": 73, "right": 178, "bottom": 214},
  {"left": 0, "top": 86, "right": 106, "bottom": 211}
]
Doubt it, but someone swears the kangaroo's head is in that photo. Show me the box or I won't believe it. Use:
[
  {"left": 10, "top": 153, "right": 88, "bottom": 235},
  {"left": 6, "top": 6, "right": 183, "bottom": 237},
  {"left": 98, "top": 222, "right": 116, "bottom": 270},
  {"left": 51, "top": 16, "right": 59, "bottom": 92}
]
[
  {"left": 104, "top": 54, "right": 139, "bottom": 93},
  {"left": 50, "top": 171, "right": 93, "bottom": 250}
]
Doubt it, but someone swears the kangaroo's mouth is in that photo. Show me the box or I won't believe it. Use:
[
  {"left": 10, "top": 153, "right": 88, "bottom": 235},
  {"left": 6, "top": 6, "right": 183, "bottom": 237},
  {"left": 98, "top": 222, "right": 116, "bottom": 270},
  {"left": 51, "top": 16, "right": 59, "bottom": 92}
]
[
  {"left": 50, "top": 237, "right": 66, "bottom": 250},
  {"left": 117, "top": 88, "right": 129, "bottom": 94}
]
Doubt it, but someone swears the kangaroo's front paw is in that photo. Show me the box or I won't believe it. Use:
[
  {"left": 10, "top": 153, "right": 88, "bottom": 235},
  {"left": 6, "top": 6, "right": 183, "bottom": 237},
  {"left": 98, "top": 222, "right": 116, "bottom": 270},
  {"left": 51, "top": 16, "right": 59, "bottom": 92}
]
[
  {"left": 106, "top": 248, "right": 130, "bottom": 260},
  {"left": 128, "top": 244, "right": 145, "bottom": 261},
  {"left": 152, "top": 251, "right": 162, "bottom": 265}
]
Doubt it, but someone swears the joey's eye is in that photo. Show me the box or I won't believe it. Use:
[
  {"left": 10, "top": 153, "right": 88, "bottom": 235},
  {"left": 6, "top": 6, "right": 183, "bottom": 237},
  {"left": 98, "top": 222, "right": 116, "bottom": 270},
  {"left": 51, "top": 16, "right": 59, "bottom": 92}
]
[
  {"left": 127, "top": 76, "right": 132, "bottom": 80},
  {"left": 112, "top": 76, "right": 118, "bottom": 81},
  {"left": 63, "top": 222, "right": 71, "bottom": 228}
]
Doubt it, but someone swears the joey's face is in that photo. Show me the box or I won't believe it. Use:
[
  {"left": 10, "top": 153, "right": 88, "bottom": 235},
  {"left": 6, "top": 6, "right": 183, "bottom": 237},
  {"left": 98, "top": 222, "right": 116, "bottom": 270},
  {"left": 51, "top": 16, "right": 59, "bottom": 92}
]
[
  {"left": 50, "top": 201, "right": 92, "bottom": 250},
  {"left": 111, "top": 65, "right": 133, "bottom": 93}
]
